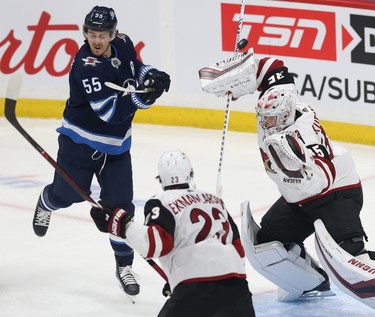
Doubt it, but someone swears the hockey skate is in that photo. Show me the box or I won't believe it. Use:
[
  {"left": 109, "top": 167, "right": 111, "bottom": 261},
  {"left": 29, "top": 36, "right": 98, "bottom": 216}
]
[
  {"left": 278, "top": 270, "right": 335, "bottom": 301},
  {"left": 115, "top": 262, "right": 140, "bottom": 303},
  {"left": 32, "top": 200, "right": 52, "bottom": 237},
  {"left": 299, "top": 268, "right": 335, "bottom": 299}
]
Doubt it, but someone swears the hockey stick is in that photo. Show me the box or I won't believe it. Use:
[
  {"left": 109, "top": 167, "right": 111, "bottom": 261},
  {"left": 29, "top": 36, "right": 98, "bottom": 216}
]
[
  {"left": 4, "top": 75, "right": 101, "bottom": 209},
  {"left": 104, "top": 81, "right": 154, "bottom": 94},
  {"left": 4, "top": 74, "right": 167, "bottom": 282},
  {"left": 216, "top": 0, "right": 247, "bottom": 197}
]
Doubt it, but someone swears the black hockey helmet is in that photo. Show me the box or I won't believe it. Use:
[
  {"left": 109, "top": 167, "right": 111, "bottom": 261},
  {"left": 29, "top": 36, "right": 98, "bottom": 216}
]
[{"left": 83, "top": 6, "right": 118, "bottom": 38}]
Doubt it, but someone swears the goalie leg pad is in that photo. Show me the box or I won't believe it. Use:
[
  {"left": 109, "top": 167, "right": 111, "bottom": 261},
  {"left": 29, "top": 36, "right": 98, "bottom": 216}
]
[
  {"left": 241, "top": 201, "right": 325, "bottom": 302},
  {"left": 314, "top": 219, "right": 375, "bottom": 309}
]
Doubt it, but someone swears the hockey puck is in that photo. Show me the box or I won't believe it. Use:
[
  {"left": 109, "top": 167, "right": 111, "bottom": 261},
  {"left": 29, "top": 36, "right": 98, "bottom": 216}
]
[{"left": 237, "top": 38, "right": 248, "bottom": 50}]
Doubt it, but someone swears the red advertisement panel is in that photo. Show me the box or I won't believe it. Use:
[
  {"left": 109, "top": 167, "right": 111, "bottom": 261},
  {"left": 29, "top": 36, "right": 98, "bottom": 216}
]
[{"left": 221, "top": 3, "right": 337, "bottom": 61}]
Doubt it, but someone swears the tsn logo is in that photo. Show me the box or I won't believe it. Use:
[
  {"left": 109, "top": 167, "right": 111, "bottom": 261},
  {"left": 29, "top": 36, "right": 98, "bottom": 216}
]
[
  {"left": 221, "top": 4, "right": 336, "bottom": 61},
  {"left": 221, "top": 3, "right": 375, "bottom": 65}
]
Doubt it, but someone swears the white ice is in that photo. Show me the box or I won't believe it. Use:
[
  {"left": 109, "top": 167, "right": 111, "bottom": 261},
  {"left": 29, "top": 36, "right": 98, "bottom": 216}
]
[{"left": 0, "top": 118, "right": 374, "bottom": 316}]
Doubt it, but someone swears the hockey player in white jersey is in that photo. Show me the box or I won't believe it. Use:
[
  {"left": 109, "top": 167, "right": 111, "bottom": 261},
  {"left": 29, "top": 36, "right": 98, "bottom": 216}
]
[
  {"left": 90, "top": 150, "right": 256, "bottom": 317},
  {"left": 200, "top": 52, "right": 375, "bottom": 309}
]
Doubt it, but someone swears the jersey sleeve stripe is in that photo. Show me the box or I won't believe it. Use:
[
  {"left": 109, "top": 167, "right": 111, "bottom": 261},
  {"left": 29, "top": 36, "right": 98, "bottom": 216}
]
[
  {"left": 256, "top": 58, "right": 284, "bottom": 90},
  {"left": 146, "top": 226, "right": 156, "bottom": 258},
  {"left": 315, "top": 159, "right": 334, "bottom": 194},
  {"left": 233, "top": 238, "right": 245, "bottom": 258},
  {"left": 154, "top": 224, "right": 174, "bottom": 257}
]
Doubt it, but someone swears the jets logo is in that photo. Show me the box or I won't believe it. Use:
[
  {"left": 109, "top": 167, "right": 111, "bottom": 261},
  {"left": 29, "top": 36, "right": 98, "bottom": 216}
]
[{"left": 82, "top": 56, "right": 102, "bottom": 67}]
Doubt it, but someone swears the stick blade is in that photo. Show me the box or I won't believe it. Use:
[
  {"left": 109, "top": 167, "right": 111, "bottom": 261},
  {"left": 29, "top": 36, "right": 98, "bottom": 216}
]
[{"left": 6, "top": 74, "right": 23, "bottom": 101}]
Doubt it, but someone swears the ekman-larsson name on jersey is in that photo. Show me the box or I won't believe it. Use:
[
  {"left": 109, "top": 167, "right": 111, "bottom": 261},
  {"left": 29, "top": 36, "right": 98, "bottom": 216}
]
[{"left": 168, "top": 193, "right": 225, "bottom": 215}]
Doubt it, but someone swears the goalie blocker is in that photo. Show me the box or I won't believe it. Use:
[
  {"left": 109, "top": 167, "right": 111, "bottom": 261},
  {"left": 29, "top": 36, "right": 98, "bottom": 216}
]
[{"left": 198, "top": 48, "right": 258, "bottom": 99}]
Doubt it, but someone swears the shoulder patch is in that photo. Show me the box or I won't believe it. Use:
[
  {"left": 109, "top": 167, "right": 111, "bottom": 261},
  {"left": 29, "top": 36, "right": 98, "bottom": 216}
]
[
  {"left": 81, "top": 56, "right": 102, "bottom": 67},
  {"left": 117, "top": 33, "right": 127, "bottom": 43}
]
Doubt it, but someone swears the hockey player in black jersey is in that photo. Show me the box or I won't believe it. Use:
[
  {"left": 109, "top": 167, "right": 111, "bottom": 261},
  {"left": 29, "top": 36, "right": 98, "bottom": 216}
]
[{"left": 32, "top": 6, "right": 170, "bottom": 300}]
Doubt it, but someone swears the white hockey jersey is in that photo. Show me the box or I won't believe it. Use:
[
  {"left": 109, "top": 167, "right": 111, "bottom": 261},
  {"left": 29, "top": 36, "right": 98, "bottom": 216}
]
[
  {"left": 124, "top": 188, "right": 247, "bottom": 292},
  {"left": 253, "top": 56, "right": 361, "bottom": 204},
  {"left": 257, "top": 103, "right": 361, "bottom": 204}
]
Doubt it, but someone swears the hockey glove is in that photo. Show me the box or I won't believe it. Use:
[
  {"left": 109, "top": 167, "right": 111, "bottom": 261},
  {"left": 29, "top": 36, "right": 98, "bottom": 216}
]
[
  {"left": 90, "top": 202, "right": 132, "bottom": 238},
  {"left": 107, "top": 208, "right": 132, "bottom": 238},
  {"left": 90, "top": 201, "right": 113, "bottom": 233},
  {"left": 147, "top": 70, "right": 171, "bottom": 92},
  {"left": 264, "top": 131, "right": 314, "bottom": 179},
  {"left": 137, "top": 70, "right": 170, "bottom": 104},
  {"left": 162, "top": 282, "right": 172, "bottom": 297}
]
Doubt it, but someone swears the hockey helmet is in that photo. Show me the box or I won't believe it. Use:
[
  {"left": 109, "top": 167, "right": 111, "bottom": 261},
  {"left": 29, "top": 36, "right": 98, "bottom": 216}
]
[
  {"left": 157, "top": 150, "right": 194, "bottom": 190},
  {"left": 83, "top": 6, "right": 118, "bottom": 38},
  {"left": 256, "top": 84, "right": 298, "bottom": 135}
]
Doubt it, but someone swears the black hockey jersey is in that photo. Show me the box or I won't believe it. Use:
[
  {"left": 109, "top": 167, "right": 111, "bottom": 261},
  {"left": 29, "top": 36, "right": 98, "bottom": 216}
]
[{"left": 57, "top": 33, "right": 155, "bottom": 154}]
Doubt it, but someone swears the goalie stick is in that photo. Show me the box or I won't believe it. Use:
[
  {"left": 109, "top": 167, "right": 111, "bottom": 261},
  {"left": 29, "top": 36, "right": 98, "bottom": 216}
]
[
  {"left": 104, "top": 81, "right": 155, "bottom": 94},
  {"left": 4, "top": 74, "right": 168, "bottom": 283},
  {"left": 216, "top": 0, "right": 247, "bottom": 197}
]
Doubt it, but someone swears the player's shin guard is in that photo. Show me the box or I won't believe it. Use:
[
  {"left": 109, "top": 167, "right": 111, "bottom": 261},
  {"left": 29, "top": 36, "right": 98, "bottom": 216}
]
[{"left": 314, "top": 219, "right": 375, "bottom": 309}]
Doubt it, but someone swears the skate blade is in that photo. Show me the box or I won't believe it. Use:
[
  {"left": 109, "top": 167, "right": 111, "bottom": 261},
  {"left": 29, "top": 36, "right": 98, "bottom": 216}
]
[
  {"left": 300, "top": 289, "right": 336, "bottom": 299},
  {"left": 118, "top": 285, "right": 137, "bottom": 304},
  {"left": 126, "top": 294, "right": 136, "bottom": 304}
]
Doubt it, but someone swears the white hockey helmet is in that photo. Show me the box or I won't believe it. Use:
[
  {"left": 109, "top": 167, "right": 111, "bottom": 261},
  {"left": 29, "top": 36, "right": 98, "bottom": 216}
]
[
  {"left": 256, "top": 84, "right": 298, "bottom": 135},
  {"left": 157, "top": 150, "right": 194, "bottom": 190}
]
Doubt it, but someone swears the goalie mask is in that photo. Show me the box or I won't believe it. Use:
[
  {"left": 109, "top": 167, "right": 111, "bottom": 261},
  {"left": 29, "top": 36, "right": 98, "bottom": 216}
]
[
  {"left": 256, "top": 85, "right": 298, "bottom": 135},
  {"left": 157, "top": 150, "right": 194, "bottom": 190},
  {"left": 83, "top": 6, "right": 118, "bottom": 40}
]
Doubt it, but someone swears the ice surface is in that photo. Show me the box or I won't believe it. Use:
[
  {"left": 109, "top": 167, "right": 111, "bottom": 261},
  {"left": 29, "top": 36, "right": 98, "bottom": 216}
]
[{"left": 1, "top": 118, "right": 374, "bottom": 316}]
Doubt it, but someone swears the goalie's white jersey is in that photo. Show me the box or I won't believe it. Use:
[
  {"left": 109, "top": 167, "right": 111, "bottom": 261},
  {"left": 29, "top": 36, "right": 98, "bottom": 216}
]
[
  {"left": 257, "top": 103, "right": 361, "bottom": 204},
  {"left": 125, "top": 188, "right": 247, "bottom": 292}
]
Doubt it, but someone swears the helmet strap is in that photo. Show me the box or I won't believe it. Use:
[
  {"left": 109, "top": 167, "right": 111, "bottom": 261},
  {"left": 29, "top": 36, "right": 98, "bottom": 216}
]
[{"left": 102, "top": 44, "right": 112, "bottom": 58}]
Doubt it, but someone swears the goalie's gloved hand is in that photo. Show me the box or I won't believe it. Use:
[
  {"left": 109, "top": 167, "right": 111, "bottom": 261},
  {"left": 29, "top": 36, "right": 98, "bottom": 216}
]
[
  {"left": 90, "top": 201, "right": 132, "bottom": 238},
  {"left": 137, "top": 70, "right": 171, "bottom": 104},
  {"left": 162, "top": 282, "right": 172, "bottom": 297}
]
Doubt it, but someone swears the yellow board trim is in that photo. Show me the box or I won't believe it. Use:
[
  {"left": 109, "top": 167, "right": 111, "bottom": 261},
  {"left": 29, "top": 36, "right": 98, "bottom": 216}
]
[{"left": 1, "top": 98, "right": 374, "bottom": 145}]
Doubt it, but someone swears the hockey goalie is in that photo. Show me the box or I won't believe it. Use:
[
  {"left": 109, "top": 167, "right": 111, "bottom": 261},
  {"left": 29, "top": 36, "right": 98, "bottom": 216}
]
[{"left": 199, "top": 50, "right": 375, "bottom": 309}]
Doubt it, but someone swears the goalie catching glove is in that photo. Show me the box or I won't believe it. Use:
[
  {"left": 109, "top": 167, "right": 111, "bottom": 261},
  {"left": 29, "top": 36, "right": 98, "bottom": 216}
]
[
  {"left": 264, "top": 131, "right": 314, "bottom": 179},
  {"left": 199, "top": 48, "right": 258, "bottom": 99},
  {"left": 90, "top": 202, "right": 132, "bottom": 238}
]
